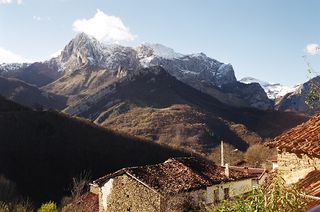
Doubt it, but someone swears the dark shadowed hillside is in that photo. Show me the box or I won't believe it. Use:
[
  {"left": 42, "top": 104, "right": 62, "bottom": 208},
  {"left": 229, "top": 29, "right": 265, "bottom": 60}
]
[
  {"left": 0, "top": 96, "right": 189, "bottom": 205},
  {"left": 0, "top": 62, "right": 62, "bottom": 87},
  {"left": 0, "top": 76, "right": 67, "bottom": 109}
]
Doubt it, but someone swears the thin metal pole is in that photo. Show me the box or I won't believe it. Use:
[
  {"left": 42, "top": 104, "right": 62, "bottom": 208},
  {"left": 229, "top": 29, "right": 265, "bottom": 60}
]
[{"left": 221, "top": 140, "right": 224, "bottom": 166}]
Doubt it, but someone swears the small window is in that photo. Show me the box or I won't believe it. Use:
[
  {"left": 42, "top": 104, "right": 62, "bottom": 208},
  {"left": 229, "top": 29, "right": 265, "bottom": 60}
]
[
  {"left": 214, "top": 189, "right": 219, "bottom": 203},
  {"left": 224, "top": 188, "right": 230, "bottom": 199}
]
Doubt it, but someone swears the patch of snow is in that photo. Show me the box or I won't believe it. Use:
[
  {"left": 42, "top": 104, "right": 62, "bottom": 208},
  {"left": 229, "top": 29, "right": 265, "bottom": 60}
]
[
  {"left": 217, "top": 64, "right": 233, "bottom": 75},
  {"left": 139, "top": 55, "right": 155, "bottom": 67},
  {"left": 180, "top": 69, "right": 199, "bottom": 75},
  {"left": 240, "top": 77, "right": 296, "bottom": 99},
  {"left": 189, "top": 52, "right": 207, "bottom": 58},
  {"left": 136, "top": 43, "right": 183, "bottom": 59},
  {"left": 0, "top": 63, "right": 30, "bottom": 72}
]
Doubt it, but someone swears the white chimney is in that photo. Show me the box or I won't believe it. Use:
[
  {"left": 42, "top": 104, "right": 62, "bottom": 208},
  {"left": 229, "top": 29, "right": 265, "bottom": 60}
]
[
  {"left": 221, "top": 140, "right": 224, "bottom": 166},
  {"left": 225, "top": 163, "right": 229, "bottom": 178}
]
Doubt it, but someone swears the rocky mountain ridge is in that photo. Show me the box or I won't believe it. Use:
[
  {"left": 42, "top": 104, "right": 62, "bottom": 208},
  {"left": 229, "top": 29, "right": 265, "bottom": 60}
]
[
  {"left": 240, "top": 77, "right": 296, "bottom": 99},
  {"left": 276, "top": 76, "right": 320, "bottom": 114},
  {"left": 49, "top": 33, "right": 272, "bottom": 109},
  {"left": 1, "top": 33, "right": 272, "bottom": 109},
  {"left": 0, "top": 33, "right": 310, "bottom": 155}
]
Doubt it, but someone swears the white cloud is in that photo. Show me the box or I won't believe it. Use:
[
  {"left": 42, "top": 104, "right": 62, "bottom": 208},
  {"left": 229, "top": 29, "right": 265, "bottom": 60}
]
[
  {"left": 33, "top": 15, "right": 51, "bottom": 22},
  {"left": 305, "top": 43, "right": 320, "bottom": 55},
  {"left": 0, "top": 0, "right": 23, "bottom": 5},
  {"left": 0, "top": 47, "right": 30, "bottom": 63},
  {"left": 73, "top": 9, "right": 136, "bottom": 43},
  {"left": 33, "top": 16, "right": 42, "bottom": 21}
]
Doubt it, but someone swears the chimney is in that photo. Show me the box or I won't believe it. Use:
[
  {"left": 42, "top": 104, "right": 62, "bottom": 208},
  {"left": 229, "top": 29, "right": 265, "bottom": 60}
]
[
  {"left": 225, "top": 163, "right": 229, "bottom": 178},
  {"left": 221, "top": 140, "right": 224, "bottom": 166}
]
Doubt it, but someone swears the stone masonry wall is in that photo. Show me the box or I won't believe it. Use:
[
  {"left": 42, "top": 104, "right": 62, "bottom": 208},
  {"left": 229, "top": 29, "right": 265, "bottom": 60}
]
[
  {"left": 160, "top": 189, "right": 205, "bottom": 212},
  {"left": 278, "top": 151, "right": 320, "bottom": 184},
  {"left": 104, "top": 174, "right": 161, "bottom": 212}
]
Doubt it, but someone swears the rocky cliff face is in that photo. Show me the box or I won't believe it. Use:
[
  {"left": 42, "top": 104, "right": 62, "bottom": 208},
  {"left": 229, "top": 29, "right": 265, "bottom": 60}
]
[
  {"left": 46, "top": 33, "right": 269, "bottom": 109},
  {"left": 53, "top": 34, "right": 237, "bottom": 87},
  {"left": 221, "top": 82, "right": 274, "bottom": 110},
  {"left": 57, "top": 33, "right": 140, "bottom": 74},
  {"left": 276, "top": 76, "right": 320, "bottom": 114},
  {"left": 136, "top": 44, "right": 237, "bottom": 87},
  {"left": 240, "top": 77, "right": 296, "bottom": 100}
]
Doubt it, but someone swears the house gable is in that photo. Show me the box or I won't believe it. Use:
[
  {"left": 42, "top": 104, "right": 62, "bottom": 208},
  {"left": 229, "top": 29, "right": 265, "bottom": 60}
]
[{"left": 99, "top": 174, "right": 161, "bottom": 212}]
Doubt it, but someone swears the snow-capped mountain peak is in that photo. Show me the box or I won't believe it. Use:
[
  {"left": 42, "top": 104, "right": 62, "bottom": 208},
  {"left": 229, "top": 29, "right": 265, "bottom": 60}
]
[
  {"left": 136, "top": 43, "right": 182, "bottom": 59},
  {"left": 0, "top": 63, "right": 30, "bottom": 72},
  {"left": 240, "top": 77, "right": 296, "bottom": 99}
]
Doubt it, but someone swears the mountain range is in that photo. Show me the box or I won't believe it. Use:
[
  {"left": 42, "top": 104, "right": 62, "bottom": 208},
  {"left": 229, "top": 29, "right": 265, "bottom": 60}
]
[
  {"left": 1, "top": 33, "right": 273, "bottom": 109},
  {"left": 0, "top": 33, "right": 313, "bottom": 155}
]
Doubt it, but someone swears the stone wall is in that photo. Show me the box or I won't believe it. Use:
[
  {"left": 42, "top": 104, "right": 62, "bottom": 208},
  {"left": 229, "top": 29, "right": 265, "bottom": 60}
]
[
  {"left": 160, "top": 189, "right": 206, "bottom": 212},
  {"left": 278, "top": 151, "right": 320, "bottom": 184},
  {"left": 102, "top": 174, "right": 161, "bottom": 212}
]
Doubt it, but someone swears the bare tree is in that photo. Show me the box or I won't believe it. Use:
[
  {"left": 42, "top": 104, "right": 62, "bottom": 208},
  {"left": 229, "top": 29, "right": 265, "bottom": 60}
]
[{"left": 244, "top": 144, "right": 275, "bottom": 167}]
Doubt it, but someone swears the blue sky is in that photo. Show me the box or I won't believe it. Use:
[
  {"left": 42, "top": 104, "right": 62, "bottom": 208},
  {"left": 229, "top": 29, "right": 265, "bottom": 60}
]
[{"left": 1, "top": 0, "right": 320, "bottom": 85}]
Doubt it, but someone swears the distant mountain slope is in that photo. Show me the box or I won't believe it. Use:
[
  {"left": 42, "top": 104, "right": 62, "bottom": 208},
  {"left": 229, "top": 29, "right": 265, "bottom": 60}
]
[
  {"left": 220, "top": 81, "right": 273, "bottom": 110},
  {"left": 63, "top": 66, "right": 307, "bottom": 154},
  {"left": 0, "top": 95, "right": 28, "bottom": 111},
  {"left": 276, "top": 76, "right": 320, "bottom": 114},
  {"left": 0, "top": 76, "right": 67, "bottom": 109},
  {"left": 240, "top": 77, "right": 296, "bottom": 100},
  {"left": 0, "top": 96, "right": 188, "bottom": 205},
  {"left": 0, "top": 61, "right": 62, "bottom": 87}
]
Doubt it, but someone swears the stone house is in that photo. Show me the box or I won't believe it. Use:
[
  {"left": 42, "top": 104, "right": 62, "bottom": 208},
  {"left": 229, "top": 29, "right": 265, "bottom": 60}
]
[
  {"left": 267, "top": 113, "right": 320, "bottom": 207},
  {"left": 90, "top": 157, "right": 266, "bottom": 212}
]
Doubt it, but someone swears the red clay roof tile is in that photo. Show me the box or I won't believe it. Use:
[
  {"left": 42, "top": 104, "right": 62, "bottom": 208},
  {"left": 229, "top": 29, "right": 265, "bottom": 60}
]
[
  {"left": 93, "top": 157, "right": 265, "bottom": 195},
  {"left": 267, "top": 114, "right": 320, "bottom": 157}
]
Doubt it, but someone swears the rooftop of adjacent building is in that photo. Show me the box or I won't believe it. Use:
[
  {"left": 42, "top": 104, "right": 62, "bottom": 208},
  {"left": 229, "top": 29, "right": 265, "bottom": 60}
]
[
  {"left": 91, "top": 157, "right": 266, "bottom": 196},
  {"left": 267, "top": 113, "right": 320, "bottom": 158}
]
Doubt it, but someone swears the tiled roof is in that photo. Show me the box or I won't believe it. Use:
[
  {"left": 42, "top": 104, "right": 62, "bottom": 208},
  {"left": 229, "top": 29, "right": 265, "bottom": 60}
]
[
  {"left": 297, "top": 170, "right": 320, "bottom": 210},
  {"left": 267, "top": 114, "right": 320, "bottom": 157},
  {"left": 298, "top": 170, "right": 320, "bottom": 198},
  {"left": 93, "top": 157, "right": 265, "bottom": 196}
]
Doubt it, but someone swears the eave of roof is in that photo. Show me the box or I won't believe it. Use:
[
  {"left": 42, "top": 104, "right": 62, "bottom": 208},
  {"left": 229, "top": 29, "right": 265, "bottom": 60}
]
[
  {"left": 297, "top": 170, "right": 320, "bottom": 198},
  {"left": 267, "top": 114, "right": 320, "bottom": 158}
]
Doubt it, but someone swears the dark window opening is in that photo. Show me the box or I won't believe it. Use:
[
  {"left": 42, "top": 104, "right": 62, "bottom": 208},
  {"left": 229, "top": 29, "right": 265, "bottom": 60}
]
[
  {"left": 224, "top": 188, "right": 230, "bottom": 199},
  {"left": 214, "top": 189, "right": 219, "bottom": 203}
]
